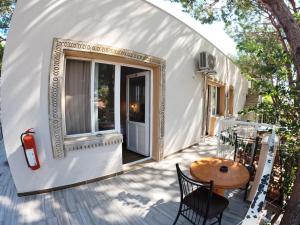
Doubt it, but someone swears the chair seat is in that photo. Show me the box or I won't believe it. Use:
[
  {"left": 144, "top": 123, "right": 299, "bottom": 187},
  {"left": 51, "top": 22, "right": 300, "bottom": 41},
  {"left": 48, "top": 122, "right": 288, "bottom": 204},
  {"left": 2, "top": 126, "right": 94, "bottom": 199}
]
[{"left": 183, "top": 187, "right": 229, "bottom": 219}]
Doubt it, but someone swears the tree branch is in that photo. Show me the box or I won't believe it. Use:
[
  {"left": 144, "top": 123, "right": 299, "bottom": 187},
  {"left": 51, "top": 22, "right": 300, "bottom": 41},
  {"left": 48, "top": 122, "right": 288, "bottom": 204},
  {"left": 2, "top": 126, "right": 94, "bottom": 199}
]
[
  {"left": 264, "top": 8, "right": 295, "bottom": 87},
  {"left": 287, "top": 0, "right": 297, "bottom": 13},
  {"left": 0, "top": 36, "right": 6, "bottom": 42}
]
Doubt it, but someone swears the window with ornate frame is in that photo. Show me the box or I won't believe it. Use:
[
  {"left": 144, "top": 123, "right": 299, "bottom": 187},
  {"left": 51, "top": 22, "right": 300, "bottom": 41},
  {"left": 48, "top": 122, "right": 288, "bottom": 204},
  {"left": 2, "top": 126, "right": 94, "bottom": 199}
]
[{"left": 48, "top": 38, "right": 166, "bottom": 159}]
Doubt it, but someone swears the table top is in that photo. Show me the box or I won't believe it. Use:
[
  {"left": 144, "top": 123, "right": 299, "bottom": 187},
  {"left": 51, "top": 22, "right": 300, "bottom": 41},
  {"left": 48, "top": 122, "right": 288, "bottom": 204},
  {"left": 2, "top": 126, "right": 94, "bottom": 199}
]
[{"left": 190, "top": 157, "right": 250, "bottom": 189}]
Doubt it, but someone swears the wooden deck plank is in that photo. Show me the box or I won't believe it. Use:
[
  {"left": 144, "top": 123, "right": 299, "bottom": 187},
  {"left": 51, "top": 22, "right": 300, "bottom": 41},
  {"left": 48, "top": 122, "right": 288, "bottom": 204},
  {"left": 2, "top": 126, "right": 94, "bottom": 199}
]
[
  {"left": 89, "top": 182, "right": 139, "bottom": 225},
  {"left": 76, "top": 202, "right": 96, "bottom": 225},
  {"left": 62, "top": 189, "right": 77, "bottom": 214},
  {"left": 46, "top": 217, "right": 59, "bottom": 225},
  {"left": 93, "top": 178, "right": 150, "bottom": 225},
  {"left": 43, "top": 194, "right": 55, "bottom": 219},
  {"left": 51, "top": 192, "right": 72, "bottom": 225}
]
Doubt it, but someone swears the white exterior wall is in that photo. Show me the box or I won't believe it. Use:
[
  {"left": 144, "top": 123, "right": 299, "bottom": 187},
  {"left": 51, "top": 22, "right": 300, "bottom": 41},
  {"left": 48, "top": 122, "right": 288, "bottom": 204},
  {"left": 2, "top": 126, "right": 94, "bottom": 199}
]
[{"left": 1, "top": 0, "right": 248, "bottom": 193}]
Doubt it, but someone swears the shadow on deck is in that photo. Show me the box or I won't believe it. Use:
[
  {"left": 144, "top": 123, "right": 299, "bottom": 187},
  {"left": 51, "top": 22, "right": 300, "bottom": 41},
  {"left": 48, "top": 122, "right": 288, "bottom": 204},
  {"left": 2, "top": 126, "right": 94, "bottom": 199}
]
[{"left": 0, "top": 139, "right": 248, "bottom": 225}]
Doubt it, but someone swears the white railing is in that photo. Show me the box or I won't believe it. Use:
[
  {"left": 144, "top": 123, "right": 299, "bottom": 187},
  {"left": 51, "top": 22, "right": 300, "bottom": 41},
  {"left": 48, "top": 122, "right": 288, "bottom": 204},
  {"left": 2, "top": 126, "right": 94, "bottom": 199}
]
[
  {"left": 216, "top": 118, "right": 278, "bottom": 224},
  {"left": 216, "top": 118, "right": 272, "bottom": 159},
  {"left": 242, "top": 128, "right": 277, "bottom": 224}
]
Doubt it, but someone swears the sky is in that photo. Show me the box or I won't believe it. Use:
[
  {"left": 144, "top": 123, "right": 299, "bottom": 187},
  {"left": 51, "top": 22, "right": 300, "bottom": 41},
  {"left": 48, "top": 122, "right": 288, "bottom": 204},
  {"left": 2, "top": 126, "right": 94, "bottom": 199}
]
[
  {"left": 164, "top": 0, "right": 237, "bottom": 56},
  {"left": 197, "top": 22, "right": 237, "bottom": 56}
]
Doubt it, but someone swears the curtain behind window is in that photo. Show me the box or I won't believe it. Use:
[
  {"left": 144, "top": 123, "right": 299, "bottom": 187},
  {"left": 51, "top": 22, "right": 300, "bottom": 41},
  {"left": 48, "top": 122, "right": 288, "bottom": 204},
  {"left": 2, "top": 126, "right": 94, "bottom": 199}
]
[{"left": 65, "top": 59, "right": 91, "bottom": 135}]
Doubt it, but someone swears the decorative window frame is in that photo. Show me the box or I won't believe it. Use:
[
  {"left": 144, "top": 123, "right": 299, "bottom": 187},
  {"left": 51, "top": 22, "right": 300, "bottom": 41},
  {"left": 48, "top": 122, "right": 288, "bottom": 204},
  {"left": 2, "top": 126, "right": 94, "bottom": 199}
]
[{"left": 48, "top": 38, "right": 166, "bottom": 159}]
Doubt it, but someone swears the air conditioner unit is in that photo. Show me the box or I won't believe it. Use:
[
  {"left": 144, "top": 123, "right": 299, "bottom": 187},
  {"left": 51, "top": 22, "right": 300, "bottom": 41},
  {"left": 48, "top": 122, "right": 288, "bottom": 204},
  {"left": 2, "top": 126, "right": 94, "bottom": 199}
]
[{"left": 199, "top": 52, "right": 216, "bottom": 72}]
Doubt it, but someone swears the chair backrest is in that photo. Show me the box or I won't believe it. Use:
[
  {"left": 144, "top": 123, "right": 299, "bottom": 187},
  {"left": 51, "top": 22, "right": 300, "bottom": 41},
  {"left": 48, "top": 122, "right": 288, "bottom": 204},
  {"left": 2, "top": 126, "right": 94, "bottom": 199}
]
[
  {"left": 176, "top": 164, "right": 213, "bottom": 222},
  {"left": 234, "top": 133, "right": 261, "bottom": 167}
]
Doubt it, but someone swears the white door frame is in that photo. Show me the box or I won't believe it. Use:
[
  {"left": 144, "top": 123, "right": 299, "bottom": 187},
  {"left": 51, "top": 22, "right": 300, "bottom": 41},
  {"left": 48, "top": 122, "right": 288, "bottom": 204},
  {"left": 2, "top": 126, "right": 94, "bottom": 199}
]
[{"left": 126, "top": 71, "right": 151, "bottom": 157}]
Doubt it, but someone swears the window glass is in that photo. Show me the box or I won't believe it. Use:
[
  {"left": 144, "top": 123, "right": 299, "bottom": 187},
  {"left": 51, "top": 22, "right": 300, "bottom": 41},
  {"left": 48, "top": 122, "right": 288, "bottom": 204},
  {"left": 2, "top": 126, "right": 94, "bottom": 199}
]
[
  {"left": 229, "top": 88, "right": 234, "bottom": 114},
  {"left": 217, "top": 87, "right": 220, "bottom": 114},
  {"left": 94, "top": 63, "right": 115, "bottom": 131},
  {"left": 210, "top": 86, "right": 221, "bottom": 116},
  {"left": 65, "top": 59, "right": 91, "bottom": 135},
  {"left": 211, "top": 86, "right": 217, "bottom": 115},
  {"left": 129, "top": 76, "right": 145, "bottom": 123}
]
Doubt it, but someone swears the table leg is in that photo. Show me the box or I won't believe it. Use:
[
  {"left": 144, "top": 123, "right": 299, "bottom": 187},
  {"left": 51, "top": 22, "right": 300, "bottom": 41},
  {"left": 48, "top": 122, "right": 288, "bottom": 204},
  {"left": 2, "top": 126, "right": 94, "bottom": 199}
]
[{"left": 213, "top": 188, "right": 225, "bottom": 196}]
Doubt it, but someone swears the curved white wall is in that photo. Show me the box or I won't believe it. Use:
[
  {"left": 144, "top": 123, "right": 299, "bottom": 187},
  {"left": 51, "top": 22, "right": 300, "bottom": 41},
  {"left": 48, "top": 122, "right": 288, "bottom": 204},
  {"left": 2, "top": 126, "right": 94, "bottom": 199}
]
[{"left": 1, "top": 0, "right": 248, "bottom": 193}]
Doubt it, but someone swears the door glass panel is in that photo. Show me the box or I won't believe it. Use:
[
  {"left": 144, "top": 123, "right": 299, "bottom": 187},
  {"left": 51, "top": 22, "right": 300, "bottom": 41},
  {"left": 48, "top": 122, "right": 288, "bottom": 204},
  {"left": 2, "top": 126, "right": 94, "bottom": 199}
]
[
  {"left": 94, "top": 62, "right": 115, "bottom": 131},
  {"left": 129, "top": 76, "right": 145, "bottom": 123}
]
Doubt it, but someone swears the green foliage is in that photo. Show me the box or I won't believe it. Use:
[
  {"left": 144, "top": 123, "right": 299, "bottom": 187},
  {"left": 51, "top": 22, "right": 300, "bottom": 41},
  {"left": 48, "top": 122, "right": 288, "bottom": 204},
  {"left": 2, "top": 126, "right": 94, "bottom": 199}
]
[
  {"left": 235, "top": 19, "right": 300, "bottom": 203},
  {"left": 0, "top": 0, "right": 15, "bottom": 74},
  {"left": 0, "top": 0, "right": 15, "bottom": 39},
  {"left": 294, "top": 12, "right": 300, "bottom": 22}
]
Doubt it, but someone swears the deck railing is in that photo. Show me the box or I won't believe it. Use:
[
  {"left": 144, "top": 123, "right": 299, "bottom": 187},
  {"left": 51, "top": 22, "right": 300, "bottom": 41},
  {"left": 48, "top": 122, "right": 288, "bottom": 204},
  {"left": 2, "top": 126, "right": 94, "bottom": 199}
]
[
  {"left": 216, "top": 118, "right": 278, "bottom": 224},
  {"left": 216, "top": 118, "right": 272, "bottom": 158},
  {"left": 241, "top": 128, "right": 277, "bottom": 224}
]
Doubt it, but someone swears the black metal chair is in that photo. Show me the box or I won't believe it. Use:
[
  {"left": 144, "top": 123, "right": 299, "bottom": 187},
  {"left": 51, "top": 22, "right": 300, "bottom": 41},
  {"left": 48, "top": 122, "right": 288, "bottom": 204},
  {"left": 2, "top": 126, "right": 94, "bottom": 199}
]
[
  {"left": 173, "top": 164, "right": 229, "bottom": 225},
  {"left": 233, "top": 134, "right": 261, "bottom": 201}
]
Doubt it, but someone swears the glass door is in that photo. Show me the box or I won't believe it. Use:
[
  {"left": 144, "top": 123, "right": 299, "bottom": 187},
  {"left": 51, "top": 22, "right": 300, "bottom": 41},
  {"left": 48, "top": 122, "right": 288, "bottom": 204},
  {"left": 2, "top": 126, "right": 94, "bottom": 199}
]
[{"left": 126, "top": 71, "right": 150, "bottom": 156}]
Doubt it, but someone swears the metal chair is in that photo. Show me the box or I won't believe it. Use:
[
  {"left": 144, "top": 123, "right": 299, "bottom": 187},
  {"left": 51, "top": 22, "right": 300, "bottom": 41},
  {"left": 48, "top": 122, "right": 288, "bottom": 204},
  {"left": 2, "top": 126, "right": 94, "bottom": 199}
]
[
  {"left": 173, "top": 164, "right": 229, "bottom": 225},
  {"left": 234, "top": 134, "right": 261, "bottom": 200}
]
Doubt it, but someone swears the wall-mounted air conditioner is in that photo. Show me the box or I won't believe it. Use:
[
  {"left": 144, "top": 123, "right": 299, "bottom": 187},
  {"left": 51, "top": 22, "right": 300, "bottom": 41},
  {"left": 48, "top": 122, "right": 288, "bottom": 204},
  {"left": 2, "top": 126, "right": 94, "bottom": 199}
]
[
  {"left": 198, "top": 52, "right": 217, "bottom": 76},
  {"left": 199, "top": 52, "right": 216, "bottom": 70}
]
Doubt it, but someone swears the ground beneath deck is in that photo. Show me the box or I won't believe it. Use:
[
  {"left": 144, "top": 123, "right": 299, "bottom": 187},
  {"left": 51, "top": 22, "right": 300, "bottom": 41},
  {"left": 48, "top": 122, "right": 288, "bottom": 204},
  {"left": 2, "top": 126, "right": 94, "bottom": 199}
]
[{"left": 0, "top": 139, "right": 249, "bottom": 225}]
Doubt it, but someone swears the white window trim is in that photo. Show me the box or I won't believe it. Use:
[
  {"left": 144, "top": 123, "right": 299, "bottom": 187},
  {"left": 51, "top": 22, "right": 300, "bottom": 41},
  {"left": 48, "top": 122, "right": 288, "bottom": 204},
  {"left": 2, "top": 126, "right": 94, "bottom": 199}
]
[
  {"left": 63, "top": 57, "right": 121, "bottom": 138},
  {"left": 90, "top": 59, "right": 120, "bottom": 135},
  {"left": 90, "top": 60, "right": 95, "bottom": 134}
]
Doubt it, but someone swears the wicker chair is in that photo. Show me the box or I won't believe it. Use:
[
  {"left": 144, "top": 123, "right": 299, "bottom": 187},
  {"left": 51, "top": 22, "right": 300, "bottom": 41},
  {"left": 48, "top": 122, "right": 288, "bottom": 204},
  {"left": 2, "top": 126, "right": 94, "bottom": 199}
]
[{"left": 173, "top": 164, "right": 229, "bottom": 225}]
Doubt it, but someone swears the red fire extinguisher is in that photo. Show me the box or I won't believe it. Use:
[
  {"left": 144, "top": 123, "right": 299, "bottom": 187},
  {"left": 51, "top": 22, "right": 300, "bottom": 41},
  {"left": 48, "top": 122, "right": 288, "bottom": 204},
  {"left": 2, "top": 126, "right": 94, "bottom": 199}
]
[{"left": 20, "top": 129, "right": 40, "bottom": 170}]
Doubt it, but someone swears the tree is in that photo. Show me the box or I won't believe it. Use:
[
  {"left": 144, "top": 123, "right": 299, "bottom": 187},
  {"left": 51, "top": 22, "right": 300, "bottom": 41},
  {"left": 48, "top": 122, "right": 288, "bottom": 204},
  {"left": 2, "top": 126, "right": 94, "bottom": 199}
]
[
  {"left": 0, "top": 0, "right": 15, "bottom": 41},
  {"left": 170, "top": 1, "right": 300, "bottom": 224},
  {"left": 237, "top": 24, "right": 300, "bottom": 225},
  {"left": 0, "top": 0, "right": 15, "bottom": 75}
]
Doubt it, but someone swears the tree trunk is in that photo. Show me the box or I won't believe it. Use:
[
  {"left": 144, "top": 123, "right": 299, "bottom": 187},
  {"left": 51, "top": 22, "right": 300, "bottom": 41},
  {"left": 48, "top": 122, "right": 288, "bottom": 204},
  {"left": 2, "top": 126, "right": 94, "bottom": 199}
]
[
  {"left": 261, "top": 0, "right": 300, "bottom": 110},
  {"left": 258, "top": 1, "right": 300, "bottom": 225},
  {"left": 279, "top": 155, "right": 300, "bottom": 225}
]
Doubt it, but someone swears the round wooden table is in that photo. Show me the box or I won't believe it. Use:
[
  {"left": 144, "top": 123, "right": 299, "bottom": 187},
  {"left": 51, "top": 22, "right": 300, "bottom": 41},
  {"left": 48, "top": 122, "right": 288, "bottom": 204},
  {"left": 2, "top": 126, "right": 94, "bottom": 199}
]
[{"left": 190, "top": 157, "right": 250, "bottom": 196}]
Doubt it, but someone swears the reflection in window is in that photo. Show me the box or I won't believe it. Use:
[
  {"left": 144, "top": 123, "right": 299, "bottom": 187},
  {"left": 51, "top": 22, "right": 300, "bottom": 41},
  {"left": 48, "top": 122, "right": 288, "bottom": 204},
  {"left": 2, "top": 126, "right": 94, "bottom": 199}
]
[
  {"left": 94, "top": 63, "right": 115, "bottom": 131},
  {"left": 210, "top": 86, "right": 220, "bottom": 116},
  {"left": 129, "top": 76, "right": 145, "bottom": 123}
]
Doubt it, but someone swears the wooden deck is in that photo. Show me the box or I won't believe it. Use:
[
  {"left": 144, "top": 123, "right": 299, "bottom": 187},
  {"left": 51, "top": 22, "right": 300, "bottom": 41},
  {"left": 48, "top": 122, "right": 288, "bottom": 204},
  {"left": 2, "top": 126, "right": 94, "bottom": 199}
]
[{"left": 0, "top": 139, "right": 249, "bottom": 225}]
